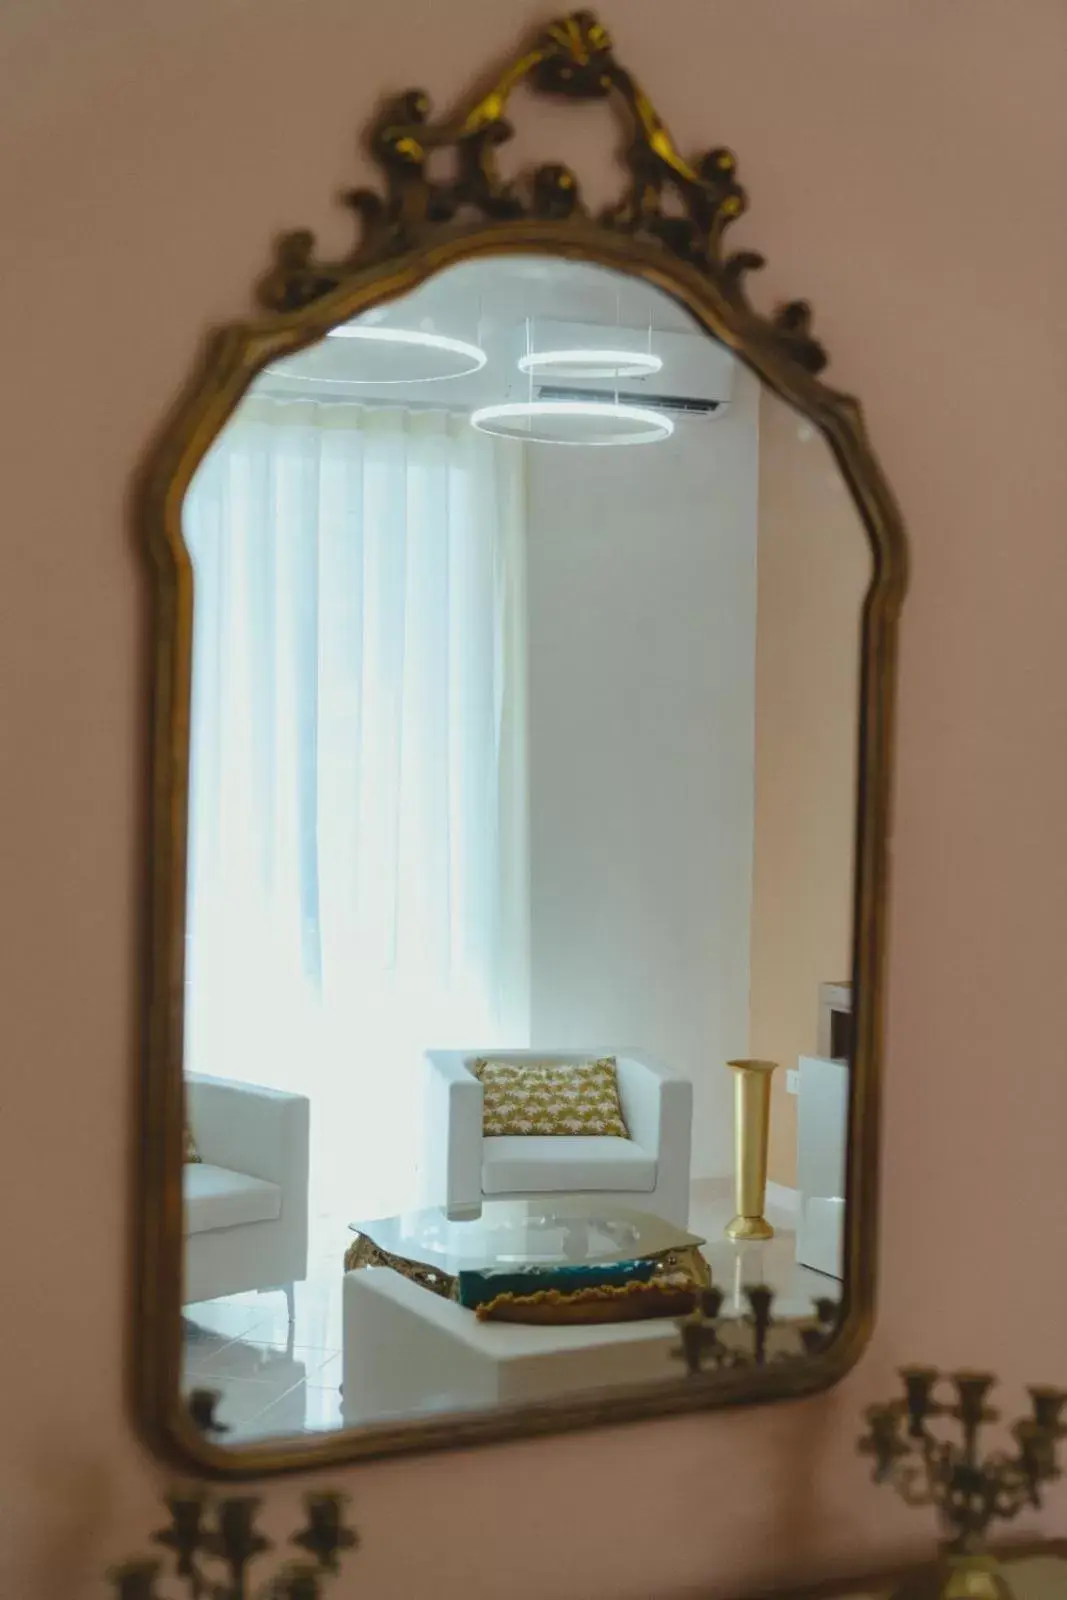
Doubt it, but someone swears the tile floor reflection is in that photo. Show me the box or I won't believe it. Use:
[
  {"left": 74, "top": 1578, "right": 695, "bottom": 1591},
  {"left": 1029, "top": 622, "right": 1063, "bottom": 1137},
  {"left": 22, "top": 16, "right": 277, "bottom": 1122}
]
[{"left": 182, "top": 1183, "right": 838, "bottom": 1444}]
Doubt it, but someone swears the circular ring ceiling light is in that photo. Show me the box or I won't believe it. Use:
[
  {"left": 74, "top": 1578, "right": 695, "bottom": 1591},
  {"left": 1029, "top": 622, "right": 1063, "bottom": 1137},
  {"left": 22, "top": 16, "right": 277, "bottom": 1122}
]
[
  {"left": 516, "top": 348, "right": 663, "bottom": 380},
  {"left": 325, "top": 325, "right": 487, "bottom": 383},
  {"left": 470, "top": 400, "right": 673, "bottom": 447}
]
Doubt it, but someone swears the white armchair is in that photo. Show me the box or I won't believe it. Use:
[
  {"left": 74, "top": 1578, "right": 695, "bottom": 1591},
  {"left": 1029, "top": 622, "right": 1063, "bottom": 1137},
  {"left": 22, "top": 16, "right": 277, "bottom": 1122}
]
[
  {"left": 423, "top": 1049, "right": 692, "bottom": 1228},
  {"left": 183, "top": 1073, "right": 310, "bottom": 1320}
]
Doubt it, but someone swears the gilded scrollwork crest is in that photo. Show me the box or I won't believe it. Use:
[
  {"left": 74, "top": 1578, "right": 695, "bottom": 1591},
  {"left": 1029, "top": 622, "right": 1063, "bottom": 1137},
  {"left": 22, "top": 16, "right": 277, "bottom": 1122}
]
[{"left": 258, "top": 10, "right": 826, "bottom": 374}]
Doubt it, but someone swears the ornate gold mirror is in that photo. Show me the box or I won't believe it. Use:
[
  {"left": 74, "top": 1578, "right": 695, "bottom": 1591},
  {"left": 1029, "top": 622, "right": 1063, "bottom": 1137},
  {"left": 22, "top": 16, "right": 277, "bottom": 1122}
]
[{"left": 137, "top": 11, "right": 905, "bottom": 1475}]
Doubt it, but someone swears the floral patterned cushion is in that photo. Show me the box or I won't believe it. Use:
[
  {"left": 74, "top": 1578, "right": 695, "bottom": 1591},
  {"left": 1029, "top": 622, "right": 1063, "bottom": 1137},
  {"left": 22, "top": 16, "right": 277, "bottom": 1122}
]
[
  {"left": 475, "top": 1057, "right": 629, "bottom": 1138},
  {"left": 184, "top": 1123, "right": 201, "bottom": 1163}
]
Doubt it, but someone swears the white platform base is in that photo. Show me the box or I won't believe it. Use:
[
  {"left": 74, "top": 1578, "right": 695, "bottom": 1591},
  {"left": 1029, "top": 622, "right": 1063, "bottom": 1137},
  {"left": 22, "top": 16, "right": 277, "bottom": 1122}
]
[{"left": 342, "top": 1267, "right": 683, "bottom": 1423}]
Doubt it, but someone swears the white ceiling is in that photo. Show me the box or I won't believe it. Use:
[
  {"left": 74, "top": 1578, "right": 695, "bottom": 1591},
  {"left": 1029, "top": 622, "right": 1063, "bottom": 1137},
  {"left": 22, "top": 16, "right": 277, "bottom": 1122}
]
[{"left": 383, "top": 255, "right": 703, "bottom": 334}]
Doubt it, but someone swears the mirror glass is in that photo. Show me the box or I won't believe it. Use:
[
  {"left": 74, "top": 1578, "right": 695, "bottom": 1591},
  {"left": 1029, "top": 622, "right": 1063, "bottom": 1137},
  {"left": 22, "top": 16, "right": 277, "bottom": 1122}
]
[{"left": 178, "top": 256, "right": 870, "bottom": 1445}]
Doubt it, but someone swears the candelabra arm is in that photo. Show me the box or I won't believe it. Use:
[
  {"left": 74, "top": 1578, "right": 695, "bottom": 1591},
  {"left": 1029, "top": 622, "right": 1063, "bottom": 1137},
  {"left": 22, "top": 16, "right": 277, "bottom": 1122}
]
[
  {"left": 894, "top": 1464, "right": 938, "bottom": 1511},
  {"left": 110, "top": 1488, "right": 361, "bottom": 1599}
]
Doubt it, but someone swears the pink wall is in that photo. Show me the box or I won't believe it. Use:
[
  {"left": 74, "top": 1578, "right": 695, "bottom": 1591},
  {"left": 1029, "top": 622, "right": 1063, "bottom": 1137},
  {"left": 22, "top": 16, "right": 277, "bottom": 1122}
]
[{"left": 1, "top": 3, "right": 1065, "bottom": 1596}]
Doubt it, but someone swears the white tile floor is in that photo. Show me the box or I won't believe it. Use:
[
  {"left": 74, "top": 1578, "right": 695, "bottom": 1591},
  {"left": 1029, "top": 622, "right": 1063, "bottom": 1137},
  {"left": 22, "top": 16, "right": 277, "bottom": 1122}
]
[
  {"left": 183, "top": 1227, "right": 348, "bottom": 1440},
  {"left": 689, "top": 1178, "right": 833, "bottom": 1317},
  {"left": 182, "top": 1183, "right": 840, "bottom": 1444}
]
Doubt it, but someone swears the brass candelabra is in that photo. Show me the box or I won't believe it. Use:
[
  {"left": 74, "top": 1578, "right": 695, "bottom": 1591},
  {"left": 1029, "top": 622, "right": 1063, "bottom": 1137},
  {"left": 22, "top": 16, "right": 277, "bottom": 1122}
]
[
  {"left": 674, "top": 1283, "right": 841, "bottom": 1373},
  {"left": 107, "top": 1484, "right": 359, "bottom": 1599},
  {"left": 859, "top": 1370, "right": 1067, "bottom": 1599}
]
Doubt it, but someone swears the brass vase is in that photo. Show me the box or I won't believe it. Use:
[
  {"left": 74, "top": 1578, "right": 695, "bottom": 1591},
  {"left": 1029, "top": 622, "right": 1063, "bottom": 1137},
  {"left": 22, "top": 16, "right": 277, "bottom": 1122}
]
[
  {"left": 725, "top": 1059, "right": 777, "bottom": 1241},
  {"left": 890, "top": 1552, "right": 1015, "bottom": 1600},
  {"left": 938, "top": 1552, "right": 1014, "bottom": 1600}
]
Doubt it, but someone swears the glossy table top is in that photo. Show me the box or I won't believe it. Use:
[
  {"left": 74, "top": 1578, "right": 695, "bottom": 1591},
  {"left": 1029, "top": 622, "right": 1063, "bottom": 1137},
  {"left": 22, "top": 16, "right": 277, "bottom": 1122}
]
[{"left": 348, "top": 1197, "right": 705, "bottom": 1275}]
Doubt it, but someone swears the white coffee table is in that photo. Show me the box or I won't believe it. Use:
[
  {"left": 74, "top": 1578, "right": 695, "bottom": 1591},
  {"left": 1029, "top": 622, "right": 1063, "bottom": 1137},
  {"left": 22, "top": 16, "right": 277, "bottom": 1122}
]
[
  {"left": 342, "top": 1265, "right": 693, "bottom": 1423},
  {"left": 341, "top": 1196, "right": 709, "bottom": 1423}
]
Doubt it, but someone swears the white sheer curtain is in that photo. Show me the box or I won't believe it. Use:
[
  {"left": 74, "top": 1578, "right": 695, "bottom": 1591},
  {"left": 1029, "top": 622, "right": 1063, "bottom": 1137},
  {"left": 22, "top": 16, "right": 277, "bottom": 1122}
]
[{"left": 183, "top": 398, "right": 529, "bottom": 1219}]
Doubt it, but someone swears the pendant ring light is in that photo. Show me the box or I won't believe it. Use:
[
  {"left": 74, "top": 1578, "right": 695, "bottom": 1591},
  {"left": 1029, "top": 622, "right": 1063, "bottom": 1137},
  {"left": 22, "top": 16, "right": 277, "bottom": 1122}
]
[
  {"left": 470, "top": 399, "right": 673, "bottom": 446},
  {"left": 516, "top": 348, "right": 663, "bottom": 380},
  {"left": 325, "top": 324, "right": 487, "bottom": 383},
  {"left": 484, "top": 309, "right": 672, "bottom": 445}
]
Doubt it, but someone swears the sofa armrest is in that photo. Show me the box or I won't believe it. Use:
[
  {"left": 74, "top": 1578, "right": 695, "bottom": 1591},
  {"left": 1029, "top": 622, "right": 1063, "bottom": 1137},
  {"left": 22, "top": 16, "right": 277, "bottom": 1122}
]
[
  {"left": 424, "top": 1052, "right": 484, "bottom": 1208},
  {"left": 186, "top": 1073, "right": 310, "bottom": 1194},
  {"left": 185, "top": 1073, "right": 309, "bottom": 1294},
  {"left": 615, "top": 1054, "right": 692, "bottom": 1164}
]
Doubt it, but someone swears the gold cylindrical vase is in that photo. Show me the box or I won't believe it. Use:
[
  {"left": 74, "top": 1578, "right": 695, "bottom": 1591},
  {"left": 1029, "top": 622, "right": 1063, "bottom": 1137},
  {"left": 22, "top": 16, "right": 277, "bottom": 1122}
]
[{"left": 725, "top": 1059, "right": 777, "bottom": 1241}]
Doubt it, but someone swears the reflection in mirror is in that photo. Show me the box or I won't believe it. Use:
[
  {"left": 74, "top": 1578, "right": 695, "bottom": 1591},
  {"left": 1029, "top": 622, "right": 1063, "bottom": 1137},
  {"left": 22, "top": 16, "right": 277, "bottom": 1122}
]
[{"left": 179, "top": 257, "right": 869, "bottom": 1445}]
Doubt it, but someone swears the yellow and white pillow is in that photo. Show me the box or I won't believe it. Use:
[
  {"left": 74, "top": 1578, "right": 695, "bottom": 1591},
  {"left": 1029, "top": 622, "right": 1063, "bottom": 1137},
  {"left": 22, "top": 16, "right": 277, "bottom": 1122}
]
[{"left": 475, "top": 1058, "right": 629, "bottom": 1138}]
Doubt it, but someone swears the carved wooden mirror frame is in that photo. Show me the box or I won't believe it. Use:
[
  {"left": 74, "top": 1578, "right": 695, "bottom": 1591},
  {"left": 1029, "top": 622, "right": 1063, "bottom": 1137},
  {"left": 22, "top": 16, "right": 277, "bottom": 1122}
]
[{"left": 135, "top": 10, "right": 907, "bottom": 1476}]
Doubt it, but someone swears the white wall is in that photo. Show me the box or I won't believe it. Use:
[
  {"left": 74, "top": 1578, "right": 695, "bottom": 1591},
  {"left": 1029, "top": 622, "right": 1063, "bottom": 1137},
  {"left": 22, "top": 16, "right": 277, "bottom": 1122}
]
[{"left": 524, "top": 364, "right": 760, "bottom": 1178}]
